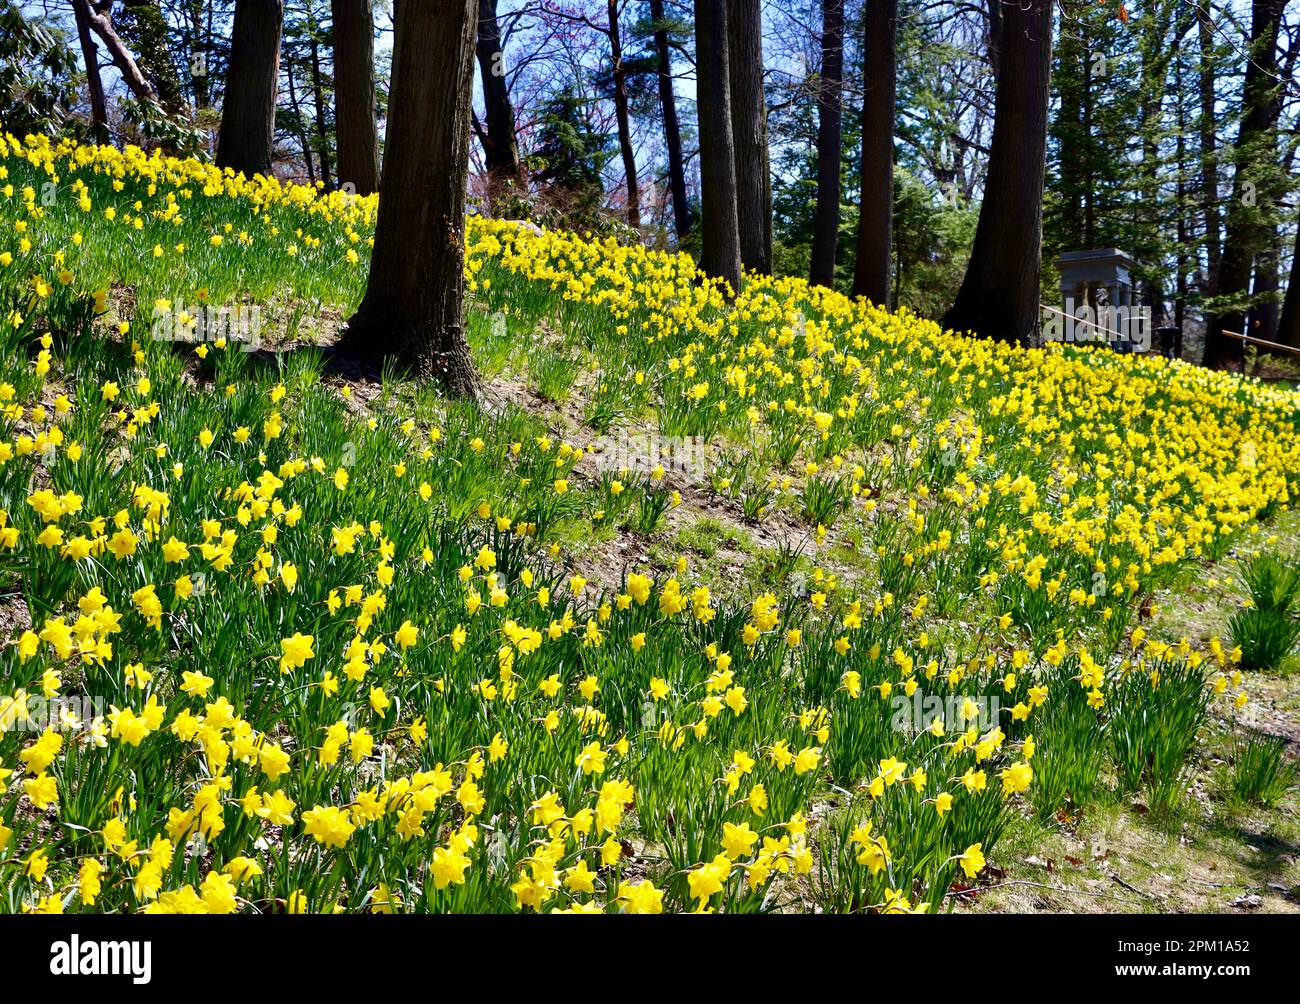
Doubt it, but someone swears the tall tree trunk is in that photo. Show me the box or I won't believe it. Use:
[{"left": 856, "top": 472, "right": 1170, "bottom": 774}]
[
  {"left": 728, "top": 0, "right": 771, "bottom": 274},
  {"left": 338, "top": 0, "right": 479, "bottom": 397},
  {"left": 694, "top": 0, "right": 742, "bottom": 290},
  {"left": 650, "top": 0, "right": 691, "bottom": 240},
  {"left": 1081, "top": 29, "right": 1094, "bottom": 245},
  {"left": 332, "top": 0, "right": 379, "bottom": 195},
  {"left": 1278, "top": 221, "right": 1300, "bottom": 347},
  {"left": 1175, "top": 53, "right": 1188, "bottom": 336},
  {"left": 71, "top": 0, "right": 109, "bottom": 143},
  {"left": 307, "top": 14, "right": 332, "bottom": 190},
  {"left": 942, "top": 0, "right": 1052, "bottom": 344},
  {"left": 985, "top": 0, "right": 1003, "bottom": 78},
  {"left": 187, "top": 0, "right": 209, "bottom": 108},
  {"left": 1203, "top": 0, "right": 1283, "bottom": 368},
  {"left": 475, "top": 0, "right": 522, "bottom": 202},
  {"left": 1135, "top": 4, "right": 1184, "bottom": 325},
  {"left": 810, "top": 0, "right": 844, "bottom": 287},
  {"left": 852, "top": 0, "right": 897, "bottom": 306},
  {"left": 1197, "top": 8, "right": 1221, "bottom": 286},
  {"left": 1249, "top": 229, "right": 1279, "bottom": 343},
  {"left": 216, "top": 0, "right": 284, "bottom": 177},
  {"left": 285, "top": 54, "right": 316, "bottom": 186},
  {"left": 608, "top": 1, "right": 640, "bottom": 229}
]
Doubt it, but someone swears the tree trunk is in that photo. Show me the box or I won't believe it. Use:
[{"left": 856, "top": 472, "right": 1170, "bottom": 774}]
[
  {"left": 651, "top": 0, "right": 691, "bottom": 240},
  {"left": 187, "top": 0, "right": 210, "bottom": 109},
  {"left": 852, "top": 0, "right": 897, "bottom": 307},
  {"left": 475, "top": 0, "right": 522, "bottom": 203},
  {"left": 216, "top": 0, "right": 284, "bottom": 178},
  {"left": 1197, "top": 9, "right": 1221, "bottom": 286},
  {"left": 73, "top": 0, "right": 159, "bottom": 105},
  {"left": 1053, "top": 0, "right": 1086, "bottom": 249},
  {"left": 285, "top": 52, "right": 316, "bottom": 186},
  {"left": 1278, "top": 221, "right": 1300, "bottom": 347},
  {"left": 332, "top": 0, "right": 379, "bottom": 195},
  {"left": 338, "top": 0, "right": 480, "bottom": 397},
  {"left": 728, "top": 0, "right": 771, "bottom": 274},
  {"left": 608, "top": 1, "right": 640, "bottom": 229},
  {"left": 1175, "top": 52, "right": 1188, "bottom": 336},
  {"left": 71, "top": 0, "right": 109, "bottom": 143},
  {"left": 1249, "top": 228, "right": 1279, "bottom": 343},
  {"left": 1203, "top": 0, "right": 1283, "bottom": 368},
  {"left": 942, "top": 0, "right": 1052, "bottom": 344},
  {"left": 119, "top": 0, "right": 188, "bottom": 115},
  {"left": 810, "top": 0, "right": 844, "bottom": 288},
  {"left": 694, "top": 0, "right": 742, "bottom": 290},
  {"left": 307, "top": 14, "right": 332, "bottom": 189},
  {"left": 985, "top": 0, "right": 1003, "bottom": 79},
  {"left": 1081, "top": 28, "right": 1094, "bottom": 245}
]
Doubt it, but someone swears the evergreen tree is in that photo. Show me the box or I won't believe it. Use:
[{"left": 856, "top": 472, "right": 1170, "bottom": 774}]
[{"left": 531, "top": 85, "right": 617, "bottom": 220}]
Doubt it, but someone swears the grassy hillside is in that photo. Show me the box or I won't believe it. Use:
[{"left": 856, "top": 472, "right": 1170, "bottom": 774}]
[{"left": 0, "top": 134, "right": 1297, "bottom": 914}]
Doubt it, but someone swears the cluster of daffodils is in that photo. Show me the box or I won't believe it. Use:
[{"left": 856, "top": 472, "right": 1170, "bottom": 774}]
[{"left": 0, "top": 132, "right": 1292, "bottom": 913}]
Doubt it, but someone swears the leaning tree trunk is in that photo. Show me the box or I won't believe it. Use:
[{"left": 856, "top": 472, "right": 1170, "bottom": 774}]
[
  {"left": 73, "top": 0, "right": 161, "bottom": 111},
  {"left": 694, "top": 0, "right": 743, "bottom": 291},
  {"left": 337, "top": 0, "right": 480, "bottom": 397},
  {"left": 608, "top": 0, "right": 640, "bottom": 230},
  {"left": 332, "top": 0, "right": 379, "bottom": 195},
  {"left": 119, "top": 0, "right": 188, "bottom": 115},
  {"left": 728, "top": 0, "right": 771, "bottom": 275},
  {"left": 852, "top": 0, "right": 897, "bottom": 307},
  {"left": 71, "top": 0, "right": 109, "bottom": 143},
  {"left": 215, "top": 0, "right": 284, "bottom": 177},
  {"left": 475, "top": 0, "right": 522, "bottom": 203},
  {"left": 651, "top": 0, "right": 691, "bottom": 240},
  {"left": 942, "top": 0, "right": 1052, "bottom": 344},
  {"left": 810, "top": 0, "right": 844, "bottom": 288},
  {"left": 1203, "top": 0, "right": 1283, "bottom": 368}
]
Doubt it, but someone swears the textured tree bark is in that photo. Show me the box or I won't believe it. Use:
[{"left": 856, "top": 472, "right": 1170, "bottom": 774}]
[
  {"left": 1197, "top": 9, "right": 1221, "bottom": 286},
  {"left": 1249, "top": 229, "right": 1279, "bottom": 343},
  {"left": 942, "top": 0, "right": 1052, "bottom": 345},
  {"left": 1278, "top": 222, "right": 1300, "bottom": 347},
  {"left": 728, "top": 0, "right": 771, "bottom": 274},
  {"left": 809, "top": 0, "right": 844, "bottom": 288},
  {"left": 337, "top": 0, "right": 480, "bottom": 398},
  {"left": 650, "top": 0, "right": 691, "bottom": 240},
  {"left": 215, "top": 0, "right": 284, "bottom": 178},
  {"left": 1203, "top": 0, "right": 1283, "bottom": 368},
  {"left": 852, "top": 0, "right": 897, "bottom": 307},
  {"left": 71, "top": 0, "right": 109, "bottom": 143},
  {"left": 985, "top": 0, "right": 1002, "bottom": 78},
  {"left": 73, "top": 0, "right": 159, "bottom": 105},
  {"left": 694, "top": 0, "right": 742, "bottom": 291},
  {"left": 332, "top": 0, "right": 379, "bottom": 195},
  {"left": 608, "top": 0, "right": 640, "bottom": 229},
  {"left": 475, "top": 0, "right": 522, "bottom": 202}
]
